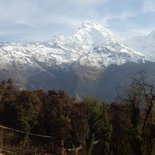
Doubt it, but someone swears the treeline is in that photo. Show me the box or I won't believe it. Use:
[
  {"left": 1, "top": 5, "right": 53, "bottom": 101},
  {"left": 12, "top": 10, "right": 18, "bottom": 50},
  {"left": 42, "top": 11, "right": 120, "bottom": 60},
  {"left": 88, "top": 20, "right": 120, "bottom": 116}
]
[{"left": 0, "top": 79, "right": 155, "bottom": 155}]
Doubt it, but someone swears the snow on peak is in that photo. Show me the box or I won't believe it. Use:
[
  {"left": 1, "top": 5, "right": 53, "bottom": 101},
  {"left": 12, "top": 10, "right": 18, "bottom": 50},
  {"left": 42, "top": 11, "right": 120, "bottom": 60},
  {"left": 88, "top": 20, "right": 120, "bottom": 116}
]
[
  {"left": 80, "top": 21, "right": 108, "bottom": 31},
  {"left": 148, "top": 30, "right": 155, "bottom": 38},
  {"left": 73, "top": 21, "right": 118, "bottom": 48},
  {"left": 125, "top": 29, "right": 155, "bottom": 57},
  {"left": 0, "top": 21, "right": 147, "bottom": 72}
]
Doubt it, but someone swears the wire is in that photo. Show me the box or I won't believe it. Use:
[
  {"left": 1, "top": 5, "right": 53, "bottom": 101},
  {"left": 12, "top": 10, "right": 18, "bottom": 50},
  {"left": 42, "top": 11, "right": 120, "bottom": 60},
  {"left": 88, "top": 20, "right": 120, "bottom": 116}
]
[{"left": 0, "top": 124, "right": 51, "bottom": 139}]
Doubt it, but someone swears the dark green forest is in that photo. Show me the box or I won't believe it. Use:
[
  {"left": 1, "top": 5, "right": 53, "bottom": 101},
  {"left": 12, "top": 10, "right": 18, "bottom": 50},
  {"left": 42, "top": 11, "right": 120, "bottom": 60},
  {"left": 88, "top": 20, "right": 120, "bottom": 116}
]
[{"left": 0, "top": 79, "right": 155, "bottom": 155}]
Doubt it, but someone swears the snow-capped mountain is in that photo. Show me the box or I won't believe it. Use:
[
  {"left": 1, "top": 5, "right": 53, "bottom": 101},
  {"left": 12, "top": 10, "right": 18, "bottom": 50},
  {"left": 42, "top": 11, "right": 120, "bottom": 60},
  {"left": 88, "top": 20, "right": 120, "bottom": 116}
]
[
  {"left": 0, "top": 21, "right": 149, "bottom": 99},
  {"left": 126, "top": 30, "right": 155, "bottom": 58},
  {"left": 0, "top": 21, "right": 145, "bottom": 73}
]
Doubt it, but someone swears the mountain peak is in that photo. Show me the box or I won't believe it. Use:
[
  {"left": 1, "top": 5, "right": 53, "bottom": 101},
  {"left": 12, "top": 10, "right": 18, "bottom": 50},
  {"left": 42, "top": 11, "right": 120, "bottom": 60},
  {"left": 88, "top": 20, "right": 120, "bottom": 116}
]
[
  {"left": 148, "top": 30, "right": 155, "bottom": 38},
  {"left": 73, "top": 21, "right": 117, "bottom": 48},
  {"left": 78, "top": 21, "right": 114, "bottom": 35},
  {"left": 80, "top": 21, "right": 106, "bottom": 29}
]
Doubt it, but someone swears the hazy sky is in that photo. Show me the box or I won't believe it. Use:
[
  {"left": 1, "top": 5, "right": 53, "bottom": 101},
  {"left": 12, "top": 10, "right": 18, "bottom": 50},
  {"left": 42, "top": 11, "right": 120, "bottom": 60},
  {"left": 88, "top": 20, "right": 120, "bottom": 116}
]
[{"left": 0, "top": 0, "right": 155, "bottom": 42}]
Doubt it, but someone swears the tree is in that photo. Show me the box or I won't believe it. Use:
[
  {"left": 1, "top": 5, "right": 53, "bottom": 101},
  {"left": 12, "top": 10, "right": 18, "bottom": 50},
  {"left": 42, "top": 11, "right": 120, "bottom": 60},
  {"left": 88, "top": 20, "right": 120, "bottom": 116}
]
[
  {"left": 127, "top": 81, "right": 144, "bottom": 155},
  {"left": 69, "top": 103, "right": 89, "bottom": 149},
  {"left": 83, "top": 97, "right": 111, "bottom": 155},
  {"left": 110, "top": 102, "right": 132, "bottom": 155},
  {"left": 7, "top": 79, "right": 14, "bottom": 90},
  {"left": 128, "top": 78, "right": 155, "bottom": 155}
]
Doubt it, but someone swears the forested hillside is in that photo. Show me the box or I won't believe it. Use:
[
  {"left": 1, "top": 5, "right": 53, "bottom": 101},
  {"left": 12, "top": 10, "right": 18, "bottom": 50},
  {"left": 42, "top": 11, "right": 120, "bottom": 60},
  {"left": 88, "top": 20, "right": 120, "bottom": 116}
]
[{"left": 0, "top": 79, "right": 155, "bottom": 155}]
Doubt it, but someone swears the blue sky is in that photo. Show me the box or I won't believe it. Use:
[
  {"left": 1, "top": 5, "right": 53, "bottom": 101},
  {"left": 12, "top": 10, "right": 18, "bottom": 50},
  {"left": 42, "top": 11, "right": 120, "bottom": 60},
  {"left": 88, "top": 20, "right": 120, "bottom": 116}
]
[{"left": 0, "top": 0, "right": 155, "bottom": 42}]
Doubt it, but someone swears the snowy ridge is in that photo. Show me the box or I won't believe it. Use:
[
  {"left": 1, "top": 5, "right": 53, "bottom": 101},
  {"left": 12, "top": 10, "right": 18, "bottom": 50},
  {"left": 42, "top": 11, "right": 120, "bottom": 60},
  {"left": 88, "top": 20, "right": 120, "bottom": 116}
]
[
  {"left": 0, "top": 21, "right": 146, "bottom": 72},
  {"left": 126, "top": 30, "right": 155, "bottom": 58}
]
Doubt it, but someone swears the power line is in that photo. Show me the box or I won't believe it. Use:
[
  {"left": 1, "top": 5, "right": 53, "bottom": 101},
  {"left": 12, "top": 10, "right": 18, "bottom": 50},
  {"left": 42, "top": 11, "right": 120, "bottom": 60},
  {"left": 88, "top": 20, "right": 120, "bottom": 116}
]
[{"left": 0, "top": 124, "right": 51, "bottom": 139}]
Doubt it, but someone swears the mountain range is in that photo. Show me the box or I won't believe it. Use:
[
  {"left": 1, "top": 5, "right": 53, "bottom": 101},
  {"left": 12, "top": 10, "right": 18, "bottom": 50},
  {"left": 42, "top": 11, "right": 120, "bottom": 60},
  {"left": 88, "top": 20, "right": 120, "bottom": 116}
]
[
  {"left": 126, "top": 30, "right": 155, "bottom": 58},
  {"left": 0, "top": 21, "right": 155, "bottom": 102}
]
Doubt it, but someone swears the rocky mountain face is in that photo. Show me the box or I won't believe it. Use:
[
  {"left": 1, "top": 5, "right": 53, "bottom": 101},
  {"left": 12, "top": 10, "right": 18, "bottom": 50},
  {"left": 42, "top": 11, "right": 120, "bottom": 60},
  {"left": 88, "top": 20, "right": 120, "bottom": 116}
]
[{"left": 0, "top": 21, "right": 151, "bottom": 101}]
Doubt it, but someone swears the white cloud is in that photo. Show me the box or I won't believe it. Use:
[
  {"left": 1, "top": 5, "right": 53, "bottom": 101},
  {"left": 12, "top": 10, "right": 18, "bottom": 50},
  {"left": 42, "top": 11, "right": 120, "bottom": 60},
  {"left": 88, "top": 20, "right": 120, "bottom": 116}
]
[
  {"left": 41, "top": 15, "right": 84, "bottom": 28},
  {"left": 0, "top": 0, "right": 107, "bottom": 27},
  {"left": 73, "top": 0, "right": 108, "bottom": 6},
  {"left": 119, "top": 11, "right": 135, "bottom": 20},
  {"left": 104, "top": 11, "right": 135, "bottom": 21},
  {"left": 119, "top": 26, "right": 155, "bottom": 39},
  {"left": 142, "top": 0, "right": 155, "bottom": 13},
  {"left": 0, "top": 30, "right": 24, "bottom": 36},
  {"left": 0, "top": 0, "right": 154, "bottom": 41},
  {"left": 47, "top": 0, "right": 108, "bottom": 6}
]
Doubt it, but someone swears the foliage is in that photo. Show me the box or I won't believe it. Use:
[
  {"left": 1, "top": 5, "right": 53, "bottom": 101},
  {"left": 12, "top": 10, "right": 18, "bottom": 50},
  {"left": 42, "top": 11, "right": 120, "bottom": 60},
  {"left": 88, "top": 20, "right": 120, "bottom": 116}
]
[{"left": 0, "top": 79, "right": 155, "bottom": 155}]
